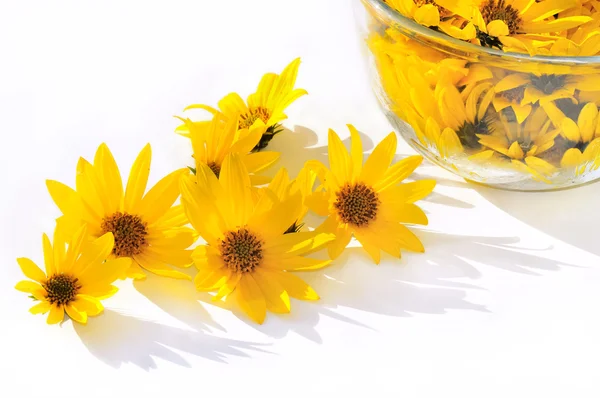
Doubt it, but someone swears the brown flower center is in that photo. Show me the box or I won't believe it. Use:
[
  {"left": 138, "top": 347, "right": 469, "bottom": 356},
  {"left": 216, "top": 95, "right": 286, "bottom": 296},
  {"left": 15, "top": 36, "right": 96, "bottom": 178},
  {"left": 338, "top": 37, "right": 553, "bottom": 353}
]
[
  {"left": 480, "top": 0, "right": 522, "bottom": 35},
  {"left": 44, "top": 274, "right": 81, "bottom": 305},
  {"left": 207, "top": 161, "right": 221, "bottom": 178},
  {"left": 500, "top": 86, "right": 525, "bottom": 103},
  {"left": 220, "top": 228, "right": 263, "bottom": 273},
  {"left": 530, "top": 74, "right": 568, "bottom": 95},
  {"left": 334, "top": 183, "right": 379, "bottom": 227},
  {"left": 239, "top": 107, "right": 271, "bottom": 130},
  {"left": 101, "top": 212, "right": 148, "bottom": 257}
]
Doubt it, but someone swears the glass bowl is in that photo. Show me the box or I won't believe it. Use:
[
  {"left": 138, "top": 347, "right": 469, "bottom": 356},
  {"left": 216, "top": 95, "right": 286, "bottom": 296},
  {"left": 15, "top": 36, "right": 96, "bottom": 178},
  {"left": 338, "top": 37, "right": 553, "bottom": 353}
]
[{"left": 355, "top": 0, "right": 600, "bottom": 191}]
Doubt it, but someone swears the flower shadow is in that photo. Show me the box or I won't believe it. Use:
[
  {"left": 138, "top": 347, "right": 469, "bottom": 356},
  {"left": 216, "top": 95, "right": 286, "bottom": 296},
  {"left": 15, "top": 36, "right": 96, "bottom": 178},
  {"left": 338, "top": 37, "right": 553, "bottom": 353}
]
[
  {"left": 265, "top": 124, "right": 374, "bottom": 180},
  {"left": 74, "top": 310, "right": 270, "bottom": 370},
  {"left": 133, "top": 271, "right": 224, "bottom": 332},
  {"left": 474, "top": 182, "right": 600, "bottom": 256}
]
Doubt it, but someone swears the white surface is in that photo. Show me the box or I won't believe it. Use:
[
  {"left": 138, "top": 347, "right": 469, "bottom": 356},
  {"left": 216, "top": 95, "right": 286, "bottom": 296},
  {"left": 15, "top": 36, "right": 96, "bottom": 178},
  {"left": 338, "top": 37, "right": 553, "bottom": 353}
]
[{"left": 1, "top": 1, "right": 599, "bottom": 397}]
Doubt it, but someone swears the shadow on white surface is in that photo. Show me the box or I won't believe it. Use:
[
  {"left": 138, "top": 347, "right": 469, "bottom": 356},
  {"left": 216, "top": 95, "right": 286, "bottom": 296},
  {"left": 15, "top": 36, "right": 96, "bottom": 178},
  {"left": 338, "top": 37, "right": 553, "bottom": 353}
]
[
  {"left": 476, "top": 181, "right": 600, "bottom": 256},
  {"left": 418, "top": 230, "right": 575, "bottom": 276},
  {"left": 133, "top": 272, "right": 224, "bottom": 332},
  {"left": 74, "top": 310, "right": 270, "bottom": 370}
]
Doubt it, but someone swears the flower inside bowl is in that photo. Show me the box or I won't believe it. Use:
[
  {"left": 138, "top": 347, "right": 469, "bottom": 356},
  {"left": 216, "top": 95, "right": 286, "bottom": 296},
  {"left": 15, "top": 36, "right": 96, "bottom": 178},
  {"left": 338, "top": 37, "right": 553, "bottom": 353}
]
[{"left": 355, "top": 0, "right": 600, "bottom": 191}]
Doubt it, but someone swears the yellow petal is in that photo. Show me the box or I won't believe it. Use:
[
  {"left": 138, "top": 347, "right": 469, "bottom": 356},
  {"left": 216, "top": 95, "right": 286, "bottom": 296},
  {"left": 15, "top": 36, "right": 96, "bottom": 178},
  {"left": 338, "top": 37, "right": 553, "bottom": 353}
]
[
  {"left": 46, "top": 305, "right": 65, "bottom": 325},
  {"left": 524, "top": 156, "right": 556, "bottom": 176},
  {"left": 73, "top": 232, "right": 114, "bottom": 275},
  {"left": 73, "top": 295, "right": 104, "bottom": 316},
  {"left": 78, "top": 284, "right": 119, "bottom": 299},
  {"left": 220, "top": 154, "right": 253, "bottom": 228},
  {"left": 42, "top": 233, "right": 57, "bottom": 275},
  {"left": 487, "top": 20, "right": 509, "bottom": 37},
  {"left": 124, "top": 144, "right": 151, "bottom": 213},
  {"left": 327, "top": 225, "right": 352, "bottom": 260},
  {"left": 247, "top": 192, "right": 302, "bottom": 241},
  {"left": 328, "top": 128, "right": 352, "bottom": 185},
  {"left": 15, "top": 280, "right": 43, "bottom": 293},
  {"left": 348, "top": 124, "right": 363, "bottom": 181},
  {"left": 379, "top": 180, "right": 436, "bottom": 203},
  {"left": 93, "top": 143, "right": 123, "bottom": 214},
  {"left": 561, "top": 117, "right": 581, "bottom": 142},
  {"left": 495, "top": 74, "right": 530, "bottom": 92},
  {"left": 561, "top": 148, "right": 584, "bottom": 168},
  {"left": 507, "top": 141, "right": 525, "bottom": 160},
  {"left": 262, "top": 255, "right": 331, "bottom": 271},
  {"left": 134, "top": 253, "right": 190, "bottom": 280},
  {"left": 29, "top": 301, "right": 51, "bottom": 315},
  {"left": 17, "top": 257, "right": 46, "bottom": 282},
  {"left": 438, "top": 128, "right": 463, "bottom": 158},
  {"left": 414, "top": 4, "right": 440, "bottom": 27},
  {"left": 243, "top": 151, "right": 280, "bottom": 174},
  {"left": 374, "top": 155, "right": 423, "bottom": 192},
  {"left": 265, "top": 269, "right": 319, "bottom": 301},
  {"left": 194, "top": 268, "right": 230, "bottom": 291},
  {"left": 65, "top": 304, "right": 87, "bottom": 324},
  {"left": 354, "top": 230, "right": 381, "bottom": 264},
  {"left": 578, "top": 103, "right": 598, "bottom": 143},
  {"left": 236, "top": 274, "right": 267, "bottom": 324},
  {"left": 253, "top": 270, "right": 291, "bottom": 314},
  {"left": 213, "top": 273, "right": 242, "bottom": 301},
  {"left": 138, "top": 168, "right": 188, "bottom": 225},
  {"left": 304, "top": 191, "right": 330, "bottom": 216},
  {"left": 381, "top": 203, "right": 429, "bottom": 225},
  {"left": 360, "top": 132, "right": 398, "bottom": 186}
]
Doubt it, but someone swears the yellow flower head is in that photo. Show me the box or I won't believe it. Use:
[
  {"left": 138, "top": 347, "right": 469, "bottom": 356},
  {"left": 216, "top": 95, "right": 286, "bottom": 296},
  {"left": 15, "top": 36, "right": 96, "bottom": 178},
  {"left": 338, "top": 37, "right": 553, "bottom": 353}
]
[
  {"left": 46, "top": 143, "right": 195, "bottom": 281},
  {"left": 179, "top": 58, "right": 307, "bottom": 151},
  {"left": 180, "top": 154, "right": 334, "bottom": 324},
  {"left": 476, "top": 106, "right": 559, "bottom": 181},
  {"left": 15, "top": 225, "right": 130, "bottom": 325},
  {"left": 307, "top": 125, "right": 436, "bottom": 264},
  {"left": 181, "top": 113, "right": 280, "bottom": 185},
  {"left": 464, "top": 0, "right": 592, "bottom": 54}
]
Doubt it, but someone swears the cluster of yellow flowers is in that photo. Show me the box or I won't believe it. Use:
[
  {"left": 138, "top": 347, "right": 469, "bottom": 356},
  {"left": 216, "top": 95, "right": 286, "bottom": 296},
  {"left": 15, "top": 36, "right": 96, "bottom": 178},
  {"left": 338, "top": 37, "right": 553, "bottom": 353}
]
[
  {"left": 16, "top": 59, "right": 436, "bottom": 325},
  {"left": 383, "top": 0, "right": 600, "bottom": 56},
  {"left": 367, "top": 0, "right": 600, "bottom": 184}
]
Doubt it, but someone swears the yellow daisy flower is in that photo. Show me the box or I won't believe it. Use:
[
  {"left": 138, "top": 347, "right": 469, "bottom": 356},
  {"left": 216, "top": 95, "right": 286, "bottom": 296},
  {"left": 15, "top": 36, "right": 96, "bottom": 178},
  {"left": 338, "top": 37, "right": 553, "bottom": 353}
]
[
  {"left": 258, "top": 165, "right": 319, "bottom": 234},
  {"left": 180, "top": 113, "right": 280, "bottom": 186},
  {"left": 542, "top": 101, "right": 600, "bottom": 173},
  {"left": 180, "top": 154, "right": 334, "bottom": 324},
  {"left": 437, "top": 81, "right": 495, "bottom": 151},
  {"left": 46, "top": 143, "right": 195, "bottom": 281},
  {"left": 180, "top": 58, "right": 307, "bottom": 151},
  {"left": 476, "top": 107, "right": 560, "bottom": 181},
  {"left": 306, "top": 125, "right": 436, "bottom": 264},
  {"left": 493, "top": 72, "right": 600, "bottom": 109},
  {"left": 15, "top": 225, "right": 130, "bottom": 325}
]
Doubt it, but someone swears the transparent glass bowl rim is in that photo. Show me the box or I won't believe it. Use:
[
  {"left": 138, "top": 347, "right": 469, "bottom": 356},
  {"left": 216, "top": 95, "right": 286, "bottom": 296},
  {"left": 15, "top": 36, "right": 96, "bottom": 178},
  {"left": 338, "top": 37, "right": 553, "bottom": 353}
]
[{"left": 363, "top": 0, "right": 600, "bottom": 65}]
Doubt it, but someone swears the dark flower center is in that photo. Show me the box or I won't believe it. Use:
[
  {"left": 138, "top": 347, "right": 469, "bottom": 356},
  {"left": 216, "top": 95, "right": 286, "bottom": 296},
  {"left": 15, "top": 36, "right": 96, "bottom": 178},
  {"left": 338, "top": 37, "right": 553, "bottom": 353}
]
[
  {"left": 500, "top": 86, "right": 525, "bottom": 103},
  {"left": 101, "top": 212, "right": 148, "bottom": 257},
  {"left": 530, "top": 74, "right": 568, "bottom": 95},
  {"left": 480, "top": 0, "right": 522, "bottom": 35},
  {"left": 239, "top": 106, "right": 271, "bottom": 130},
  {"left": 44, "top": 274, "right": 81, "bottom": 305},
  {"left": 208, "top": 161, "right": 221, "bottom": 178},
  {"left": 220, "top": 228, "right": 263, "bottom": 273},
  {"left": 334, "top": 183, "right": 379, "bottom": 227},
  {"left": 457, "top": 118, "right": 492, "bottom": 150}
]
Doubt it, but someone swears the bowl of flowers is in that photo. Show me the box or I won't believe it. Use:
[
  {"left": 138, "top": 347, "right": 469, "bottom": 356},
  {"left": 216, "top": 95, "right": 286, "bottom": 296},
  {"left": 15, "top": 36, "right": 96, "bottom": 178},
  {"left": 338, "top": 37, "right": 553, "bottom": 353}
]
[{"left": 356, "top": 0, "right": 600, "bottom": 190}]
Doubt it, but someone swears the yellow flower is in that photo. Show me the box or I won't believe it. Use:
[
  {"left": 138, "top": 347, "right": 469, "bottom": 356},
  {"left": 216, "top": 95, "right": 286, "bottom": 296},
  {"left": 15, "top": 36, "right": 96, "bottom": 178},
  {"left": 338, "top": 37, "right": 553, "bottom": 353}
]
[
  {"left": 259, "top": 164, "right": 320, "bottom": 233},
  {"left": 465, "top": 0, "right": 592, "bottom": 54},
  {"left": 476, "top": 106, "right": 559, "bottom": 181},
  {"left": 46, "top": 143, "right": 195, "bottom": 281},
  {"left": 180, "top": 58, "right": 307, "bottom": 151},
  {"left": 437, "top": 81, "right": 496, "bottom": 151},
  {"left": 383, "top": 0, "right": 477, "bottom": 40},
  {"left": 15, "top": 225, "right": 130, "bottom": 325},
  {"left": 181, "top": 113, "right": 280, "bottom": 185},
  {"left": 180, "top": 154, "right": 334, "bottom": 324},
  {"left": 493, "top": 72, "right": 600, "bottom": 109},
  {"left": 542, "top": 101, "right": 600, "bottom": 173},
  {"left": 306, "top": 125, "right": 436, "bottom": 264}
]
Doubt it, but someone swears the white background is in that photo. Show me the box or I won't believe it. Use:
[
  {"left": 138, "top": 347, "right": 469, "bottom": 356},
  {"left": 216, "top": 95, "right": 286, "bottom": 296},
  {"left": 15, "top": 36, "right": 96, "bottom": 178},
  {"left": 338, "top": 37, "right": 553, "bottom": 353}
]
[{"left": 1, "top": 0, "right": 599, "bottom": 396}]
